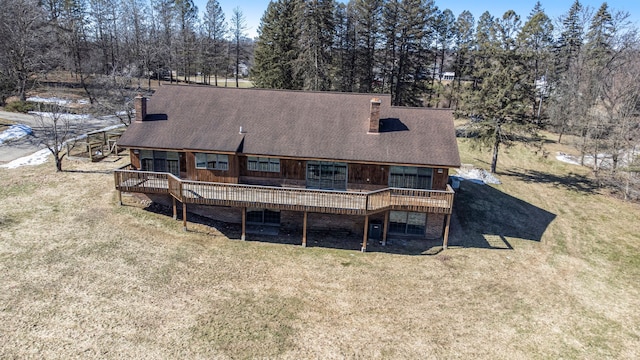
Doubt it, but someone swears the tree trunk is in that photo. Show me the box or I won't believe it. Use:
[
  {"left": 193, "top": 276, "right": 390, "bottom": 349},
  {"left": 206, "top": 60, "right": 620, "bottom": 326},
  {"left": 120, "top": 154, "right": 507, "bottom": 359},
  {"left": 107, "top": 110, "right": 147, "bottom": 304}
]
[
  {"left": 55, "top": 155, "right": 63, "bottom": 172},
  {"left": 491, "top": 124, "right": 501, "bottom": 174},
  {"left": 491, "top": 139, "right": 499, "bottom": 174},
  {"left": 558, "top": 131, "right": 564, "bottom": 145}
]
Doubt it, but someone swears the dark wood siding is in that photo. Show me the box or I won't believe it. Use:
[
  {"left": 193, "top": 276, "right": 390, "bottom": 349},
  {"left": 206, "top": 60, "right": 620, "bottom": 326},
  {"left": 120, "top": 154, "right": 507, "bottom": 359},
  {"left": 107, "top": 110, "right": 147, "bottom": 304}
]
[
  {"left": 348, "top": 163, "right": 388, "bottom": 186},
  {"left": 132, "top": 150, "right": 450, "bottom": 190},
  {"left": 281, "top": 159, "right": 306, "bottom": 180},
  {"left": 185, "top": 151, "right": 239, "bottom": 183},
  {"left": 130, "top": 149, "right": 140, "bottom": 169},
  {"left": 432, "top": 168, "right": 449, "bottom": 190},
  {"left": 238, "top": 156, "right": 306, "bottom": 181}
]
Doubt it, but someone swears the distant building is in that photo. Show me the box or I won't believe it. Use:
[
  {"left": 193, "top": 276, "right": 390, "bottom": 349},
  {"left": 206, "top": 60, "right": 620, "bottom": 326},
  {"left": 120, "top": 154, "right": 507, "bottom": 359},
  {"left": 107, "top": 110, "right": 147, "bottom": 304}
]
[{"left": 441, "top": 72, "right": 455, "bottom": 81}]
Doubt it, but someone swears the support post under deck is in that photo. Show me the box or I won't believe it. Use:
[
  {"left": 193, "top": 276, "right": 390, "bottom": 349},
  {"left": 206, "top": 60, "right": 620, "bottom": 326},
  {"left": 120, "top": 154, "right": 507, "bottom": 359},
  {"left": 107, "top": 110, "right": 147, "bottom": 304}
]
[
  {"left": 362, "top": 215, "right": 369, "bottom": 252},
  {"left": 302, "top": 211, "right": 308, "bottom": 247},
  {"left": 382, "top": 211, "right": 389, "bottom": 246},
  {"left": 182, "top": 202, "right": 187, "bottom": 231},
  {"left": 172, "top": 197, "right": 177, "bottom": 220},
  {"left": 241, "top": 207, "right": 246, "bottom": 241},
  {"left": 443, "top": 214, "right": 451, "bottom": 249}
]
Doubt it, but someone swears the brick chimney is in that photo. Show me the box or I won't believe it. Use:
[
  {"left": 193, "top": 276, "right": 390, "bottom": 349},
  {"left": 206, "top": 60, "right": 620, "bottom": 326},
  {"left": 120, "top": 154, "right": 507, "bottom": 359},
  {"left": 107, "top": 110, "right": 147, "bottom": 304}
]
[
  {"left": 134, "top": 94, "right": 147, "bottom": 122},
  {"left": 368, "top": 98, "right": 381, "bottom": 133}
]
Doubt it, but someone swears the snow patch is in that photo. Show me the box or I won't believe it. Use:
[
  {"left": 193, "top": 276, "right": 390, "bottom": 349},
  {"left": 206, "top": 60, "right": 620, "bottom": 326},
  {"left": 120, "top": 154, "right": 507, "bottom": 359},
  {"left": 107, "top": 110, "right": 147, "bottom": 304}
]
[
  {"left": 27, "top": 96, "right": 90, "bottom": 106},
  {"left": 29, "top": 111, "right": 91, "bottom": 121},
  {"left": 556, "top": 152, "right": 581, "bottom": 165},
  {"left": 0, "top": 123, "right": 125, "bottom": 169},
  {"left": 27, "top": 96, "right": 71, "bottom": 105},
  {"left": 0, "top": 148, "right": 51, "bottom": 169},
  {"left": 453, "top": 166, "right": 501, "bottom": 185},
  {"left": 0, "top": 124, "right": 33, "bottom": 144},
  {"left": 556, "top": 151, "right": 638, "bottom": 169}
]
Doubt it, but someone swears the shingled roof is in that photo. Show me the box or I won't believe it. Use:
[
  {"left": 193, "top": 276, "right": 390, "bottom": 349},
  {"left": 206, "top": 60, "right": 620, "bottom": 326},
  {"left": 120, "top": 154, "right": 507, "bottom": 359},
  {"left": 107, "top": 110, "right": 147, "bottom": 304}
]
[{"left": 117, "top": 85, "right": 460, "bottom": 168}]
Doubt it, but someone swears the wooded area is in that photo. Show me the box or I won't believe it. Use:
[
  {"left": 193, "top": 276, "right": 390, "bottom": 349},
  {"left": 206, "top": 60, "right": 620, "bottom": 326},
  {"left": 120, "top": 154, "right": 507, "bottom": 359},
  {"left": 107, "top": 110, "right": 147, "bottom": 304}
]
[
  {"left": 252, "top": 0, "right": 640, "bottom": 199},
  {"left": 0, "top": 0, "right": 253, "bottom": 106},
  {"left": 0, "top": 0, "right": 638, "bottom": 199}
]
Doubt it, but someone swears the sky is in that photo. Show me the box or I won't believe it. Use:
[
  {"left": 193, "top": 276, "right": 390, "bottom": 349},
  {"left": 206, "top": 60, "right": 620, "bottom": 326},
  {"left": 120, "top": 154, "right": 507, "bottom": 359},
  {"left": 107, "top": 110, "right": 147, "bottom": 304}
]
[{"left": 193, "top": 0, "right": 640, "bottom": 39}]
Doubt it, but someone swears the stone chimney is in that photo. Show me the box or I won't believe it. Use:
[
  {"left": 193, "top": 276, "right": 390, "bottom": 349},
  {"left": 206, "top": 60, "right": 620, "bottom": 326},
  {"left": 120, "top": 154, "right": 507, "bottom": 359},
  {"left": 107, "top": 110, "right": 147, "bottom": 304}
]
[
  {"left": 134, "top": 94, "right": 147, "bottom": 122},
  {"left": 368, "top": 98, "right": 381, "bottom": 133}
]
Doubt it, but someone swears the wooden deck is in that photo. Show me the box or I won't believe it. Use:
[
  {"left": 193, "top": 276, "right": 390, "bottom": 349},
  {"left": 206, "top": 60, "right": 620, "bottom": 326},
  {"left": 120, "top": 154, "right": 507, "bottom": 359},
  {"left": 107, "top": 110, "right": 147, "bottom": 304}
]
[{"left": 115, "top": 169, "right": 454, "bottom": 215}]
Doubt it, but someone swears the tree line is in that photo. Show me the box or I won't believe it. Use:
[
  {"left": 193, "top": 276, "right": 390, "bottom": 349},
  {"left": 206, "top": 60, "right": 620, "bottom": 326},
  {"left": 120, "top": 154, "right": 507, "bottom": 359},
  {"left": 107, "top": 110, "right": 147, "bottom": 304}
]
[
  {"left": 253, "top": 0, "right": 639, "bottom": 198},
  {"left": 0, "top": 0, "right": 253, "bottom": 106}
]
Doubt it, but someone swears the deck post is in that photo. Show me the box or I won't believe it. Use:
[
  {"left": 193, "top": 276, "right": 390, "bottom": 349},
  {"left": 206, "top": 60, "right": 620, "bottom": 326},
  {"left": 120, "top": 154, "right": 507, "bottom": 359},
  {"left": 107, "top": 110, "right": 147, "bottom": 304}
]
[
  {"left": 362, "top": 215, "right": 369, "bottom": 252},
  {"left": 382, "top": 211, "right": 389, "bottom": 246},
  {"left": 443, "top": 214, "right": 451, "bottom": 249},
  {"left": 241, "top": 207, "right": 246, "bottom": 241},
  {"left": 114, "top": 171, "right": 122, "bottom": 205},
  {"left": 182, "top": 202, "right": 187, "bottom": 231},
  {"left": 172, "top": 197, "right": 177, "bottom": 220},
  {"left": 302, "top": 211, "right": 308, "bottom": 247}
]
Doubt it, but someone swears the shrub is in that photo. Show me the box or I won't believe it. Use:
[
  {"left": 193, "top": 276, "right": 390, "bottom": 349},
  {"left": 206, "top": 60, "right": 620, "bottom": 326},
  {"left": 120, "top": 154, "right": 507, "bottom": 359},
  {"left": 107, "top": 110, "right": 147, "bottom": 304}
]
[{"left": 5, "top": 100, "right": 36, "bottom": 113}]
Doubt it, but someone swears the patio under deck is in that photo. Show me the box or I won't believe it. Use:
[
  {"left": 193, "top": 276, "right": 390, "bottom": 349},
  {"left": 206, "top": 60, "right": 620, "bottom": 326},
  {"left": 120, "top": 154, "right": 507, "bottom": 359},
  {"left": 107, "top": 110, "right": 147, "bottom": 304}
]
[{"left": 114, "top": 169, "right": 455, "bottom": 250}]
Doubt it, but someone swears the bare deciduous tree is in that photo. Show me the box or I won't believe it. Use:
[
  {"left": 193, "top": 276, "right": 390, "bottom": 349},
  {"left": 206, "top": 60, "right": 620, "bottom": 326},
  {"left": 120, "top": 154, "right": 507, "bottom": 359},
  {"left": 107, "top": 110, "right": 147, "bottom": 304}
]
[{"left": 34, "top": 103, "right": 78, "bottom": 172}]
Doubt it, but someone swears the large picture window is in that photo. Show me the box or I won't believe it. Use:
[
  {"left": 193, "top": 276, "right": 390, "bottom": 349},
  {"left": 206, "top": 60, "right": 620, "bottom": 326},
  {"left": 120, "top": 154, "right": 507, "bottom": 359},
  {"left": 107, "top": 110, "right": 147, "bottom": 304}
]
[
  {"left": 247, "top": 156, "right": 280, "bottom": 172},
  {"left": 389, "top": 211, "right": 427, "bottom": 235},
  {"left": 389, "top": 166, "right": 432, "bottom": 189},
  {"left": 306, "top": 161, "right": 347, "bottom": 190},
  {"left": 195, "top": 153, "right": 229, "bottom": 170},
  {"left": 140, "top": 150, "right": 179, "bottom": 177}
]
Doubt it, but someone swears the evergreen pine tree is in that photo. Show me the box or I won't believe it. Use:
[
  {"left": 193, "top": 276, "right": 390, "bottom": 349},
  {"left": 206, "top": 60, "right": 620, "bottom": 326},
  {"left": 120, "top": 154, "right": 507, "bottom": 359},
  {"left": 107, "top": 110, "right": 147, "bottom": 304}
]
[
  {"left": 458, "top": 10, "right": 534, "bottom": 173},
  {"left": 383, "top": 0, "right": 435, "bottom": 106},
  {"left": 333, "top": 1, "right": 357, "bottom": 92},
  {"left": 354, "top": 0, "right": 382, "bottom": 93},
  {"left": 518, "top": 1, "right": 553, "bottom": 119},
  {"left": 451, "top": 10, "right": 474, "bottom": 108},
  {"left": 297, "top": 0, "right": 336, "bottom": 91},
  {"left": 202, "top": 0, "right": 226, "bottom": 86},
  {"left": 252, "top": 0, "right": 302, "bottom": 89}
]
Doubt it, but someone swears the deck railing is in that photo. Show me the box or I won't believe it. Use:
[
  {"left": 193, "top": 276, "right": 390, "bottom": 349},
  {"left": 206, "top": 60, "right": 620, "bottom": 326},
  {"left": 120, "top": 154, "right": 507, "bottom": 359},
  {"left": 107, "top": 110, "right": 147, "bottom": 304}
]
[
  {"left": 114, "top": 169, "right": 171, "bottom": 195},
  {"left": 114, "top": 169, "right": 454, "bottom": 215}
]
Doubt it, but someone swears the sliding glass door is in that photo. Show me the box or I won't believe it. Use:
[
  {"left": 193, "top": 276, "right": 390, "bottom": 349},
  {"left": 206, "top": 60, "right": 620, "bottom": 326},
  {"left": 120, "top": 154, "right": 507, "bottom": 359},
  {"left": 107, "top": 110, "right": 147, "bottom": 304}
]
[{"left": 306, "top": 161, "right": 347, "bottom": 190}]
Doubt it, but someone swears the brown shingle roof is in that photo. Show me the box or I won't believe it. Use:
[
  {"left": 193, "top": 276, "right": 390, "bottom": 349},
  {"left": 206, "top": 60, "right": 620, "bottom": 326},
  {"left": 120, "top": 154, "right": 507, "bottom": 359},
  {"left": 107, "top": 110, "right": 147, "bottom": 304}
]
[{"left": 117, "top": 85, "right": 460, "bottom": 168}]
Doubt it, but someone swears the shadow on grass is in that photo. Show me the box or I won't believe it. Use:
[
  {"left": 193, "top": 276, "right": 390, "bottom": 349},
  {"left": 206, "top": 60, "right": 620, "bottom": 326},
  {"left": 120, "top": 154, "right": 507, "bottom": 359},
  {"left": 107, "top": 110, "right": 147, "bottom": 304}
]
[
  {"left": 501, "top": 169, "right": 599, "bottom": 194},
  {"left": 141, "top": 200, "right": 443, "bottom": 255},
  {"left": 449, "top": 180, "right": 556, "bottom": 249}
]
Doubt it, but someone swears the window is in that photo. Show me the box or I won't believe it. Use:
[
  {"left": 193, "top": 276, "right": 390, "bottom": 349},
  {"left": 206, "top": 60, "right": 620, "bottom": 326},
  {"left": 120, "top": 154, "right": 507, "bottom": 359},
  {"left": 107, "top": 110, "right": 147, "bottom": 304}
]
[
  {"left": 306, "top": 161, "right": 347, "bottom": 190},
  {"left": 389, "top": 211, "right": 427, "bottom": 235},
  {"left": 247, "top": 156, "right": 280, "bottom": 172},
  {"left": 195, "top": 153, "right": 229, "bottom": 170},
  {"left": 140, "top": 150, "right": 153, "bottom": 172},
  {"left": 139, "top": 150, "right": 180, "bottom": 177},
  {"left": 389, "top": 166, "right": 432, "bottom": 189},
  {"left": 246, "top": 208, "right": 281, "bottom": 225}
]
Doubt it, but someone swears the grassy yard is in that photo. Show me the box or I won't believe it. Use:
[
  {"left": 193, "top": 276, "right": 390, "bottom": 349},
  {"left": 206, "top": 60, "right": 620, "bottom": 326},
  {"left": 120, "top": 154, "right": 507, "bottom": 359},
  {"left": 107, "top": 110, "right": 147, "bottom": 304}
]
[{"left": 0, "top": 137, "right": 639, "bottom": 359}]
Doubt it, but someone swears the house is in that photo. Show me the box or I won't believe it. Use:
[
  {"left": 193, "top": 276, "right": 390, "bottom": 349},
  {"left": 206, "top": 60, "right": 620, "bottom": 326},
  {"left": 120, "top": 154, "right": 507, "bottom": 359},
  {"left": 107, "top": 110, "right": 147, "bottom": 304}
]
[
  {"left": 441, "top": 72, "right": 455, "bottom": 81},
  {"left": 114, "top": 85, "right": 460, "bottom": 251}
]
